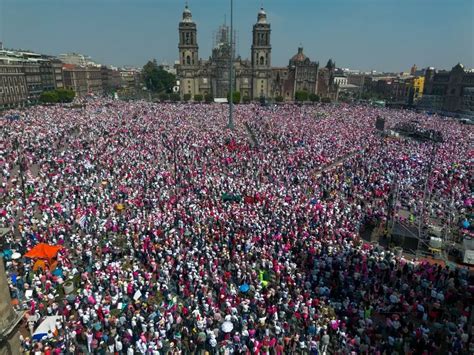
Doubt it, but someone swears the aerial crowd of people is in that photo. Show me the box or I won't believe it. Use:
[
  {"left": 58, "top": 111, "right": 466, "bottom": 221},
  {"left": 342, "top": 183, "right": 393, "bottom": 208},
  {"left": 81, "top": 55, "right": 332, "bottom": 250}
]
[{"left": 0, "top": 100, "right": 472, "bottom": 354}]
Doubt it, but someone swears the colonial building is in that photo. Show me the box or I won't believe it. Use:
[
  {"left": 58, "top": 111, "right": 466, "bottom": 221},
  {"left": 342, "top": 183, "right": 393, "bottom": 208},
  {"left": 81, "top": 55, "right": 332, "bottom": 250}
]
[
  {"left": 176, "top": 5, "right": 336, "bottom": 101},
  {"left": 119, "top": 67, "right": 142, "bottom": 92},
  {"left": 63, "top": 64, "right": 88, "bottom": 96},
  {"left": 421, "top": 63, "right": 474, "bottom": 113},
  {"left": 62, "top": 64, "right": 104, "bottom": 97},
  {"left": 317, "top": 60, "right": 338, "bottom": 100},
  {"left": 101, "top": 66, "right": 123, "bottom": 94},
  {"left": 271, "top": 47, "right": 320, "bottom": 101},
  {"left": 0, "top": 57, "right": 28, "bottom": 109},
  {"left": 0, "top": 49, "right": 67, "bottom": 105},
  {"left": 405, "top": 75, "right": 424, "bottom": 104},
  {"left": 176, "top": 6, "right": 260, "bottom": 100}
]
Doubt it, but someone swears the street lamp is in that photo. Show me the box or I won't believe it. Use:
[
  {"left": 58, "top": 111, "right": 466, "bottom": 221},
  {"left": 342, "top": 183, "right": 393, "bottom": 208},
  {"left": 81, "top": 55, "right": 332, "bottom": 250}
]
[{"left": 228, "top": 0, "right": 235, "bottom": 130}]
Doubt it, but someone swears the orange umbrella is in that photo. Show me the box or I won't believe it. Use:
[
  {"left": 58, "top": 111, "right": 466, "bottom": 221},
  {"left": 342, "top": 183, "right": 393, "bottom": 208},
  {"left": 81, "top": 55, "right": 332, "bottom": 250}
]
[
  {"left": 32, "top": 259, "right": 47, "bottom": 272},
  {"left": 24, "top": 243, "right": 62, "bottom": 261}
]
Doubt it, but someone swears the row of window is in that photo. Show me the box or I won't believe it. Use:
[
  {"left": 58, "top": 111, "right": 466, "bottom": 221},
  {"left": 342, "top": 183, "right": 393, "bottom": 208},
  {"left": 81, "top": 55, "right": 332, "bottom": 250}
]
[
  {"left": 24, "top": 67, "right": 40, "bottom": 73},
  {"left": 0, "top": 85, "right": 26, "bottom": 95},
  {"left": 2, "top": 76, "right": 24, "bottom": 85},
  {"left": 0, "top": 67, "right": 23, "bottom": 73},
  {"left": 26, "top": 76, "right": 42, "bottom": 83}
]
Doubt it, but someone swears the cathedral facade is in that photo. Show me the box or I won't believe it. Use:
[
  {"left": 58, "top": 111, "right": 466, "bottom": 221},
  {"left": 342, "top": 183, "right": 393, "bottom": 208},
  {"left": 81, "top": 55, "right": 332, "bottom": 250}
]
[{"left": 176, "top": 5, "right": 334, "bottom": 101}]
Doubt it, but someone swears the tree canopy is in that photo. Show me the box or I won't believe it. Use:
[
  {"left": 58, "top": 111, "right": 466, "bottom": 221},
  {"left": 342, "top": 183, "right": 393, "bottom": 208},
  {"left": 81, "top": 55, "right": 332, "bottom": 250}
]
[
  {"left": 227, "top": 91, "right": 241, "bottom": 104},
  {"left": 295, "top": 91, "right": 309, "bottom": 102},
  {"left": 40, "top": 89, "right": 75, "bottom": 104},
  {"left": 142, "top": 59, "right": 176, "bottom": 93},
  {"left": 204, "top": 94, "right": 214, "bottom": 103},
  {"left": 39, "top": 91, "right": 59, "bottom": 104},
  {"left": 309, "top": 93, "right": 320, "bottom": 102}
]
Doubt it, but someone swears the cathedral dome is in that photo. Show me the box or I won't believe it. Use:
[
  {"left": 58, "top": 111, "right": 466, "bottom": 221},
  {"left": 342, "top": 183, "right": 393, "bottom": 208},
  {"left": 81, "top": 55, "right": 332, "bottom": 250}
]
[{"left": 291, "top": 47, "right": 308, "bottom": 63}]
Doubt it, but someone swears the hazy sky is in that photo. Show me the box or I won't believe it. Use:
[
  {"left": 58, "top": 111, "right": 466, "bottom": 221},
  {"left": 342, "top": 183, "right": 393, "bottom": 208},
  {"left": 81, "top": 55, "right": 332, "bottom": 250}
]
[{"left": 1, "top": 0, "right": 473, "bottom": 72}]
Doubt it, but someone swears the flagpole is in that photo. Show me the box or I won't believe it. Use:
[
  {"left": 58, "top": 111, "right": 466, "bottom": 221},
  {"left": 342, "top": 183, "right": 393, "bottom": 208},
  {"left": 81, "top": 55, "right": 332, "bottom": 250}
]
[{"left": 228, "top": 0, "right": 235, "bottom": 130}]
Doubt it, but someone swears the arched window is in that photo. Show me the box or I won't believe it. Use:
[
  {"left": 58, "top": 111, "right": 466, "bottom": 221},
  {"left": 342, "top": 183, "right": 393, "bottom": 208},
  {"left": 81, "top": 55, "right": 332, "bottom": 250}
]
[
  {"left": 260, "top": 56, "right": 265, "bottom": 66},
  {"left": 186, "top": 55, "right": 191, "bottom": 65}
]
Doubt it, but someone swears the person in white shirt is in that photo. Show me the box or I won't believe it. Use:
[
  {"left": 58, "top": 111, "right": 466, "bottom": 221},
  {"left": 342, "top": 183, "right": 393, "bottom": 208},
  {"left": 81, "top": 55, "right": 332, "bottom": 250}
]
[
  {"left": 86, "top": 329, "right": 93, "bottom": 353},
  {"left": 321, "top": 331, "right": 330, "bottom": 354},
  {"left": 115, "top": 335, "right": 123, "bottom": 352}
]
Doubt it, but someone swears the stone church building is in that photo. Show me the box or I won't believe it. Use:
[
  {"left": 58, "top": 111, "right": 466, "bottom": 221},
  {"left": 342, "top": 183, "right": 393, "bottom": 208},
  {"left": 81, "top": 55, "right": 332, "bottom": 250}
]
[{"left": 176, "top": 5, "right": 336, "bottom": 101}]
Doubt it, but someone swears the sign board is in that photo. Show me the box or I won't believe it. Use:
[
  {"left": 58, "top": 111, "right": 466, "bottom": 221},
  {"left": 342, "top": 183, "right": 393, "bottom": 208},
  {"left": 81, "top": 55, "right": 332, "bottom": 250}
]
[
  {"left": 463, "top": 249, "right": 474, "bottom": 265},
  {"left": 133, "top": 290, "right": 142, "bottom": 301}
]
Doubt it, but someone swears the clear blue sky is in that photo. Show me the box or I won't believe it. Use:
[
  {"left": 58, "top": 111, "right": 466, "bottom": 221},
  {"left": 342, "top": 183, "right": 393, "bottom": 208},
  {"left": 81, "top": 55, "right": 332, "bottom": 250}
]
[{"left": 1, "top": 0, "right": 473, "bottom": 72}]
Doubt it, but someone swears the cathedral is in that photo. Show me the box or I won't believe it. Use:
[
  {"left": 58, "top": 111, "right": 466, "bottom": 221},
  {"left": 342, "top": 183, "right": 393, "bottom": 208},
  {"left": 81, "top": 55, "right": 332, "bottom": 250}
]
[{"left": 176, "top": 5, "right": 337, "bottom": 101}]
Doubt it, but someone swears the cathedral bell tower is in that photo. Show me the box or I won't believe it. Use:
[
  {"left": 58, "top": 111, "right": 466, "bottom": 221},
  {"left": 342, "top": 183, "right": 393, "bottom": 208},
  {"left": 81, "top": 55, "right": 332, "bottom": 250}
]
[
  {"left": 178, "top": 5, "right": 198, "bottom": 67},
  {"left": 251, "top": 8, "right": 272, "bottom": 99},
  {"left": 177, "top": 4, "right": 199, "bottom": 98}
]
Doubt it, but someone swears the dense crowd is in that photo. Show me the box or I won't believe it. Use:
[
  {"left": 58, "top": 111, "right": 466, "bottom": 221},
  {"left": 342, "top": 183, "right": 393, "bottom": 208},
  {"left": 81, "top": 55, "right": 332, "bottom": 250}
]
[{"left": 0, "top": 100, "right": 472, "bottom": 354}]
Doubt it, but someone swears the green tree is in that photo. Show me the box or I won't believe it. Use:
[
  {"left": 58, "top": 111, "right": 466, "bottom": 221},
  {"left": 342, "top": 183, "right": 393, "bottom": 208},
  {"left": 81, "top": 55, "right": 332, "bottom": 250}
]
[
  {"left": 40, "top": 90, "right": 59, "bottom": 103},
  {"left": 232, "top": 91, "right": 241, "bottom": 104},
  {"left": 158, "top": 93, "right": 169, "bottom": 102},
  {"left": 204, "top": 93, "right": 214, "bottom": 103},
  {"left": 242, "top": 96, "right": 250, "bottom": 104},
  {"left": 183, "top": 93, "right": 192, "bottom": 102},
  {"left": 169, "top": 93, "right": 181, "bottom": 102},
  {"left": 142, "top": 59, "right": 176, "bottom": 93},
  {"left": 194, "top": 94, "right": 203, "bottom": 102},
  {"left": 295, "top": 91, "right": 309, "bottom": 102},
  {"left": 56, "top": 88, "right": 75, "bottom": 103},
  {"left": 309, "top": 93, "right": 320, "bottom": 103},
  {"left": 227, "top": 91, "right": 241, "bottom": 104},
  {"left": 321, "top": 97, "right": 332, "bottom": 103},
  {"left": 274, "top": 95, "right": 284, "bottom": 103}
]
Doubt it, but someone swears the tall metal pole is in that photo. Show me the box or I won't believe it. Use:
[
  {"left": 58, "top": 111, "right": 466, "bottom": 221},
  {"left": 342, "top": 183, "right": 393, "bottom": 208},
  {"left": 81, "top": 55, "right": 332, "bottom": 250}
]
[
  {"left": 228, "top": 0, "right": 235, "bottom": 130},
  {"left": 417, "top": 142, "right": 437, "bottom": 253}
]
